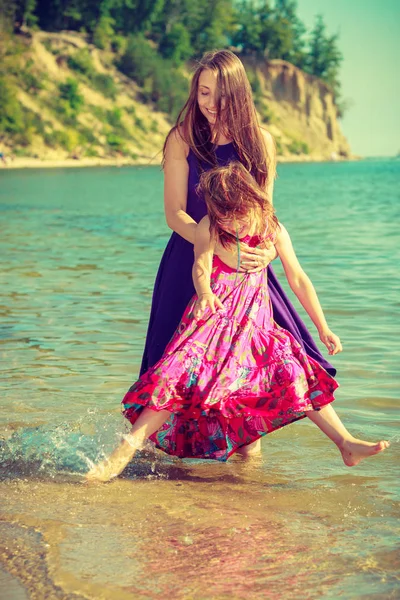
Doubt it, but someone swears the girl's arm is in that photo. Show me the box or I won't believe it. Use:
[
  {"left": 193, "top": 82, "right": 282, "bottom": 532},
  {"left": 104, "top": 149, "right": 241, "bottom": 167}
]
[
  {"left": 275, "top": 223, "right": 342, "bottom": 355},
  {"left": 193, "top": 216, "right": 223, "bottom": 319},
  {"left": 163, "top": 129, "right": 197, "bottom": 244}
]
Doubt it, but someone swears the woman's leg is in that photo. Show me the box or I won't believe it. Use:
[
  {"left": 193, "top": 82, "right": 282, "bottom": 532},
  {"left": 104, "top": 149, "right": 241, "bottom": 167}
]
[
  {"left": 86, "top": 408, "right": 172, "bottom": 482},
  {"left": 306, "top": 404, "right": 389, "bottom": 466},
  {"left": 236, "top": 439, "right": 262, "bottom": 457}
]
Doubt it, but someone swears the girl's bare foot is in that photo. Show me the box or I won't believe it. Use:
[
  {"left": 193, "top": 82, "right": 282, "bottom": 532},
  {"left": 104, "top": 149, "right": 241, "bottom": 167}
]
[
  {"left": 85, "top": 436, "right": 141, "bottom": 483},
  {"left": 237, "top": 438, "right": 262, "bottom": 458},
  {"left": 339, "top": 437, "right": 390, "bottom": 467},
  {"left": 85, "top": 460, "right": 119, "bottom": 483}
]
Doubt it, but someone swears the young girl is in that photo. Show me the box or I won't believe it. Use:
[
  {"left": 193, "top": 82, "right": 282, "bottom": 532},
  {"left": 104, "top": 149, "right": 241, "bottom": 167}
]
[{"left": 86, "top": 163, "right": 389, "bottom": 482}]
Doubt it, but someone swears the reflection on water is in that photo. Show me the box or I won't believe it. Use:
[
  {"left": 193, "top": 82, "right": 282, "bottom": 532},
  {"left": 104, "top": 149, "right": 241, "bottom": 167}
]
[{"left": 0, "top": 161, "right": 399, "bottom": 599}]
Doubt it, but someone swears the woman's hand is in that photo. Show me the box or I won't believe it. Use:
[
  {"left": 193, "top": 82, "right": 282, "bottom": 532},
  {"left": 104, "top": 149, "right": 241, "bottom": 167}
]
[
  {"left": 194, "top": 293, "right": 223, "bottom": 320},
  {"left": 215, "top": 241, "right": 277, "bottom": 272},
  {"left": 319, "top": 329, "right": 343, "bottom": 356}
]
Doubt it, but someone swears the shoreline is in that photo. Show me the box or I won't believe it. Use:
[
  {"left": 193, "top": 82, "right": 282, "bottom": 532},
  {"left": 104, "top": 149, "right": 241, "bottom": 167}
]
[
  {"left": 0, "top": 154, "right": 360, "bottom": 171},
  {"left": 0, "top": 155, "right": 160, "bottom": 170}
]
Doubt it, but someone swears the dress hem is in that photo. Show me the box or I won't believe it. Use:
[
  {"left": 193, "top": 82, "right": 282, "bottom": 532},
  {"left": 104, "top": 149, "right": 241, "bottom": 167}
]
[{"left": 122, "top": 395, "right": 336, "bottom": 462}]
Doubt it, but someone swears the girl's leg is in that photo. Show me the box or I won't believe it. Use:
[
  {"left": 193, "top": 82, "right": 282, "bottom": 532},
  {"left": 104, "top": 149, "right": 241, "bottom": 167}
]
[
  {"left": 86, "top": 408, "right": 172, "bottom": 482},
  {"left": 306, "top": 403, "right": 389, "bottom": 466}
]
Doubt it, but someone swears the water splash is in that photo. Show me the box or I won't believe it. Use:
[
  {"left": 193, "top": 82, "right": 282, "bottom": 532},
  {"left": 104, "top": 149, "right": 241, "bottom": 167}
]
[
  {"left": 0, "top": 413, "right": 125, "bottom": 480},
  {"left": 0, "top": 411, "right": 183, "bottom": 482}
]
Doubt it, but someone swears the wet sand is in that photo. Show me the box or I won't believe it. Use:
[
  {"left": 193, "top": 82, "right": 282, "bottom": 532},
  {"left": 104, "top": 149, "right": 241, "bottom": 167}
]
[{"left": 0, "top": 438, "right": 399, "bottom": 600}]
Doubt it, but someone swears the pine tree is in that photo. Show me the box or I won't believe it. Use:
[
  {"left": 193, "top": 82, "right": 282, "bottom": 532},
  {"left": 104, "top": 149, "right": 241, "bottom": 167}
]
[{"left": 306, "top": 14, "right": 342, "bottom": 93}]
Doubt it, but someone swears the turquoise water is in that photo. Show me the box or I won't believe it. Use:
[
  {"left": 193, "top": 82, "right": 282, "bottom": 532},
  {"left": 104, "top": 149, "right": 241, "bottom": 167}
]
[{"left": 0, "top": 160, "right": 399, "bottom": 599}]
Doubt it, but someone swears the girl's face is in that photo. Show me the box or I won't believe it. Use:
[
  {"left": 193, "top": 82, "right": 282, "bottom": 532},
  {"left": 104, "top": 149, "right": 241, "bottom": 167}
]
[
  {"left": 219, "top": 216, "right": 249, "bottom": 237},
  {"left": 197, "top": 69, "right": 226, "bottom": 126}
]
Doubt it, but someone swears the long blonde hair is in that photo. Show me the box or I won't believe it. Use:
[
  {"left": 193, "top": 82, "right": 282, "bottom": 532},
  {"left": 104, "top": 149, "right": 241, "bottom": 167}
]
[
  {"left": 163, "top": 49, "right": 276, "bottom": 190},
  {"left": 198, "top": 161, "right": 279, "bottom": 248}
]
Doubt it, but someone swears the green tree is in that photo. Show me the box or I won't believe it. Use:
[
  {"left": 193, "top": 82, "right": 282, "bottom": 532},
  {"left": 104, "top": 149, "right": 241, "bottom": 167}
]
[
  {"left": 34, "top": 0, "right": 71, "bottom": 30},
  {"left": 0, "top": 0, "right": 37, "bottom": 31},
  {"left": 192, "top": 0, "right": 234, "bottom": 55},
  {"left": 117, "top": 33, "right": 158, "bottom": 85},
  {"left": 261, "top": 8, "right": 293, "bottom": 59},
  {"left": 117, "top": 33, "right": 188, "bottom": 118},
  {"left": 233, "top": 0, "right": 307, "bottom": 65},
  {"left": 92, "top": 14, "right": 115, "bottom": 49},
  {"left": 155, "top": 0, "right": 233, "bottom": 57},
  {"left": 232, "top": 1, "right": 267, "bottom": 56},
  {"left": 306, "top": 14, "right": 342, "bottom": 93},
  {"left": 110, "top": 0, "right": 164, "bottom": 35},
  {"left": 15, "top": 0, "right": 37, "bottom": 28},
  {"left": 159, "top": 22, "right": 192, "bottom": 65},
  {"left": 34, "top": 0, "right": 108, "bottom": 32},
  {"left": 145, "top": 58, "right": 188, "bottom": 116},
  {"left": 273, "top": 0, "right": 307, "bottom": 66}
]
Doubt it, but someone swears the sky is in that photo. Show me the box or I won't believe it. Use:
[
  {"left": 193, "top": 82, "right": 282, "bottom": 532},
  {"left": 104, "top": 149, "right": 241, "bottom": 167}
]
[{"left": 295, "top": 0, "right": 400, "bottom": 157}]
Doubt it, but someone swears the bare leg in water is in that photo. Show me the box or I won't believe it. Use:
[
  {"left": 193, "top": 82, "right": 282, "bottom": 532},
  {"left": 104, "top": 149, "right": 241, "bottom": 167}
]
[
  {"left": 86, "top": 408, "right": 172, "bottom": 482},
  {"left": 238, "top": 403, "right": 389, "bottom": 463},
  {"left": 305, "top": 403, "right": 389, "bottom": 466},
  {"left": 86, "top": 402, "right": 390, "bottom": 481}
]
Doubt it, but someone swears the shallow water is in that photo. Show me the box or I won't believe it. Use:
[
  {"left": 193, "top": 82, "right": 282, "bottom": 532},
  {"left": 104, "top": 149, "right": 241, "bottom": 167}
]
[{"left": 0, "top": 159, "right": 399, "bottom": 599}]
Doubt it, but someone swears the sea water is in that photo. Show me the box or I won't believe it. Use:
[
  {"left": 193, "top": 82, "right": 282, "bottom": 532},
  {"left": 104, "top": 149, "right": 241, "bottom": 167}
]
[{"left": 0, "top": 159, "right": 399, "bottom": 599}]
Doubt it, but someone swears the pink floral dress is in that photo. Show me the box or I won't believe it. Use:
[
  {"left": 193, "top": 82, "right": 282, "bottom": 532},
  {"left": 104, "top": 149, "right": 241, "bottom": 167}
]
[{"left": 122, "top": 234, "right": 338, "bottom": 461}]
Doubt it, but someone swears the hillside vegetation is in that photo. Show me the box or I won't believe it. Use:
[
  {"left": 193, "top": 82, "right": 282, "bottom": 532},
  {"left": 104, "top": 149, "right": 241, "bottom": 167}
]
[
  {"left": 0, "top": 31, "right": 172, "bottom": 163},
  {"left": 0, "top": 1, "right": 350, "bottom": 164}
]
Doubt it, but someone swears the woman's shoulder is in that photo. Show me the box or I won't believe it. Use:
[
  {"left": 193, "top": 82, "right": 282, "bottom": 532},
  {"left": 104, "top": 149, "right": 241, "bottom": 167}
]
[
  {"left": 165, "top": 125, "right": 190, "bottom": 159},
  {"left": 259, "top": 127, "right": 275, "bottom": 152}
]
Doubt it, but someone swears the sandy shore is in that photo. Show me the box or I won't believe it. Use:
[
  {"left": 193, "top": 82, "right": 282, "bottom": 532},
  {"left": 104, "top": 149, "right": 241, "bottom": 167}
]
[
  {"left": 0, "top": 155, "right": 161, "bottom": 170},
  {"left": 0, "top": 154, "right": 356, "bottom": 170}
]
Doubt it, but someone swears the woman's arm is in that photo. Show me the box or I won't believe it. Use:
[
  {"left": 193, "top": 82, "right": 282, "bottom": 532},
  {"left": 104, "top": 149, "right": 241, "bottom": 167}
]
[
  {"left": 275, "top": 223, "right": 342, "bottom": 355},
  {"left": 163, "top": 129, "right": 197, "bottom": 244},
  {"left": 193, "top": 216, "right": 223, "bottom": 318}
]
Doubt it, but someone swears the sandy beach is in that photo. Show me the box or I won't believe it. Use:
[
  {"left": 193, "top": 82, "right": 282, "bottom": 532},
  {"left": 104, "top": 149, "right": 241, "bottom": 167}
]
[
  {"left": 0, "top": 155, "right": 160, "bottom": 170},
  {"left": 0, "top": 153, "right": 355, "bottom": 170}
]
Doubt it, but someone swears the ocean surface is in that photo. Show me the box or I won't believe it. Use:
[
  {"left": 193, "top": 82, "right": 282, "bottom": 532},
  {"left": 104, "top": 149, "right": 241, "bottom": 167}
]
[{"left": 0, "top": 159, "right": 399, "bottom": 599}]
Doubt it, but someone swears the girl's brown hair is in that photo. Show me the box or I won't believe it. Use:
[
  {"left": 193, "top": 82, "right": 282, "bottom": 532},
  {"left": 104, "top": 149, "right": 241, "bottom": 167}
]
[
  {"left": 162, "top": 49, "right": 276, "bottom": 190},
  {"left": 198, "top": 161, "right": 279, "bottom": 248}
]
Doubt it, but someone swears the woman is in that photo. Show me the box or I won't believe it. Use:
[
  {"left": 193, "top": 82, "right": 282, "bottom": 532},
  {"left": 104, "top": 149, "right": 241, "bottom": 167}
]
[{"left": 140, "top": 49, "right": 335, "bottom": 456}]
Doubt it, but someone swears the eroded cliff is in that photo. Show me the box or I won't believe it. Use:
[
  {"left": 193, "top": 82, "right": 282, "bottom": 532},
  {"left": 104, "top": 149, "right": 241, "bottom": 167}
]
[{"left": 254, "top": 58, "right": 351, "bottom": 159}]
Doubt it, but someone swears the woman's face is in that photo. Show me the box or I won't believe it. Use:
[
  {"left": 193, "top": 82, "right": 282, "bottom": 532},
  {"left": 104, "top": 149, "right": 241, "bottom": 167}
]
[{"left": 197, "top": 69, "right": 226, "bottom": 126}]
